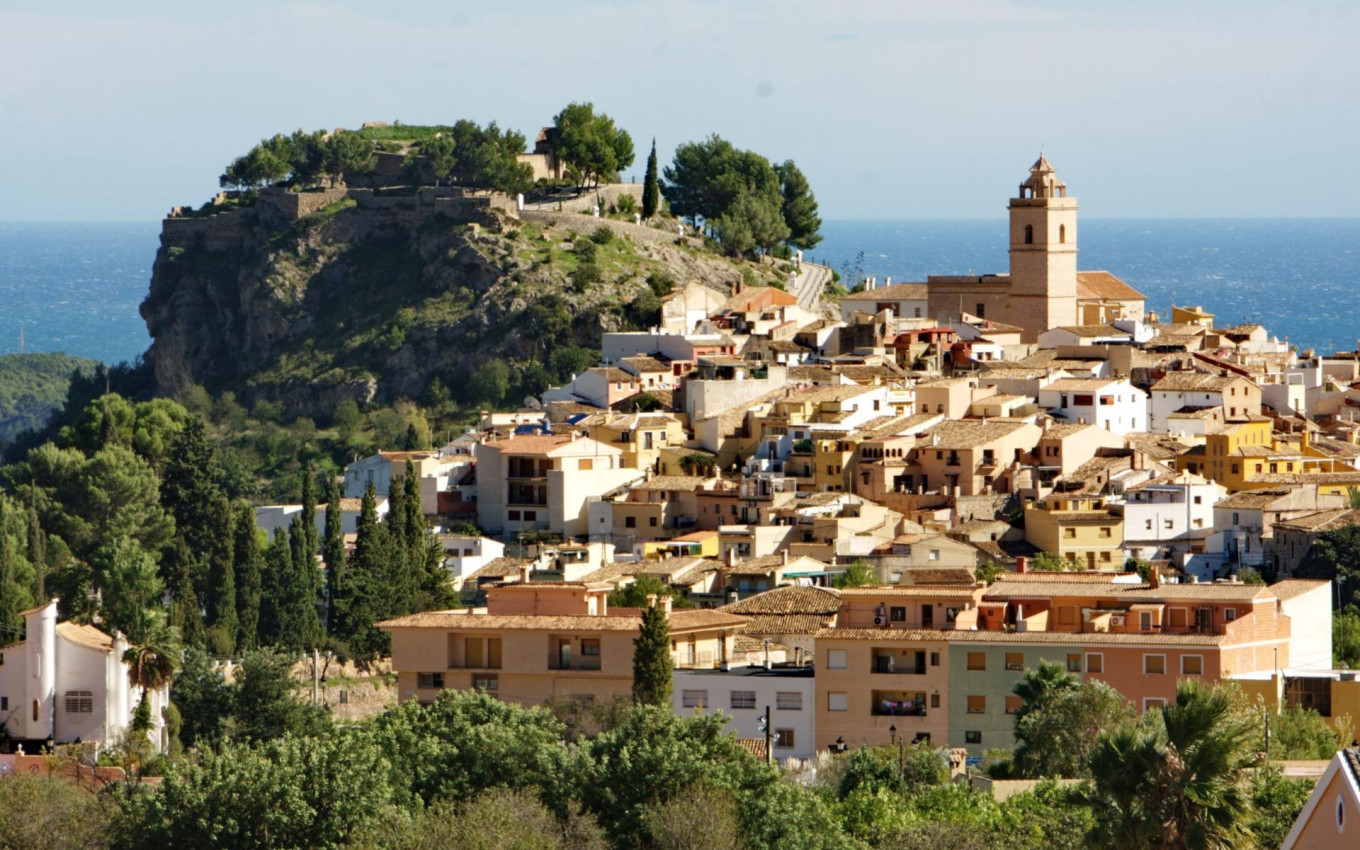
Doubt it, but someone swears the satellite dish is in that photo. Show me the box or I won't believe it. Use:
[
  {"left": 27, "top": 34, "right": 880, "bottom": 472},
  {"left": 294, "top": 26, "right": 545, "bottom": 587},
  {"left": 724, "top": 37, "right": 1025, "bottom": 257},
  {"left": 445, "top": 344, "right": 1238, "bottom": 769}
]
[{"left": 524, "top": 396, "right": 543, "bottom": 410}]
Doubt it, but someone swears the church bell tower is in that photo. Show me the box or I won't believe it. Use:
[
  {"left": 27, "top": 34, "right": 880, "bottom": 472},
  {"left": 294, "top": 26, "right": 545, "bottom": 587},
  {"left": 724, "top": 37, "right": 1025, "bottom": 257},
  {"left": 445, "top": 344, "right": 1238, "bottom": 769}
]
[{"left": 1008, "top": 156, "right": 1078, "bottom": 339}]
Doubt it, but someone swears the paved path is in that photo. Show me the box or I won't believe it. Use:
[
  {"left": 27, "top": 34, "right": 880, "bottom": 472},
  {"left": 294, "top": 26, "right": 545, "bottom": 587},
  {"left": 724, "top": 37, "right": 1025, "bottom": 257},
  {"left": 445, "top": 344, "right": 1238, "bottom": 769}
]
[{"left": 791, "top": 260, "right": 832, "bottom": 309}]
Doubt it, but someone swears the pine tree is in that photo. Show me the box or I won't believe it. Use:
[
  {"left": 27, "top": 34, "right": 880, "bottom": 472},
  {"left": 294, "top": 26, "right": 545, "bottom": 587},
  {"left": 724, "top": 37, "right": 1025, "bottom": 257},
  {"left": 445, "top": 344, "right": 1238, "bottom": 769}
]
[
  {"left": 233, "top": 503, "right": 262, "bottom": 652},
  {"left": 27, "top": 504, "right": 45, "bottom": 602},
  {"left": 632, "top": 600, "right": 673, "bottom": 706},
  {"left": 322, "top": 478, "right": 347, "bottom": 633},
  {"left": 402, "top": 460, "right": 423, "bottom": 553},
  {"left": 160, "top": 416, "right": 225, "bottom": 601},
  {"left": 205, "top": 493, "right": 237, "bottom": 652},
  {"left": 642, "top": 138, "right": 660, "bottom": 219}
]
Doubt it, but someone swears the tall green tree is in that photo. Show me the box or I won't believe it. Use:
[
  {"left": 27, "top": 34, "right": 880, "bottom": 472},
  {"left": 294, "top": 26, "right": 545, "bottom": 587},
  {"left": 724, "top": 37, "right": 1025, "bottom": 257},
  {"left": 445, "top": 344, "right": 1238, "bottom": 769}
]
[
  {"left": 324, "top": 131, "right": 376, "bottom": 185},
  {"left": 164, "top": 535, "right": 207, "bottom": 650},
  {"left": 632, "top": 600, "right": 673, "bottom": 706},
  {"left": 551, "top": 102, "right": 634, "bottom": 187},
  {"left": 336, "top": 485, "right": 389, "bottom": 657},
  {"left": 278, "top": 516, "right": 323, "bottom": 652},
  {"left": 773, "top": 159, "right": 822, "bottom": 250},
  {"left": 385, "top": 472, "right": 414, "bottom": 615},
  {"left": 1086, "top": 680, "right": 1257, "bottom": 849},
  {"left": 0, "top": 501, "right": 21, "bottom": 639},
  {"left": 322, "top": 478, "right": 347, "bottom": 633},
  {"left": 642, "top": 138, "right": 660, "bottom": 219},
  {"left": 204, "top": 493, "right": 237, "bottom": 653},
  {"left": 299, "top": 458, "right": 319, "bottom": 561},
  {"left": 92, "top": 535, "right": 163, "bottom": 642},
  {"left": 233, "top": 503, "right": 263, "bottom": 652},
  {"left": 1012, "top": 672, "right": 1133, "bottom": 779},
  {"left": 26, "top": 504, "right": 44, "bottom": 602}
]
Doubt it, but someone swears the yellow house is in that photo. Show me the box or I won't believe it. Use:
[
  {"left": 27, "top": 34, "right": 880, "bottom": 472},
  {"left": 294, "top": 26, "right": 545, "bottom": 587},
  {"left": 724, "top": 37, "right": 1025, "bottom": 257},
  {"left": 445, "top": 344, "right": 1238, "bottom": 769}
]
[
  {"left": 1280, "top": 748, "right": 1360, "bottom": 849},
  {"left": 585, "top": 412, "right": 689, "bottom": 470},
  {"left": 642, "top": 529, "right": 720, "bottom": 559},
  {"left": 1177, "top": 418, "right": 1352, "bottom": 492},
  {"left": 1024, "top": 494, "right": 1125, "bottom": 569},
  {"left": 379, "top": 580, "right": 747, "bottom": 707}
]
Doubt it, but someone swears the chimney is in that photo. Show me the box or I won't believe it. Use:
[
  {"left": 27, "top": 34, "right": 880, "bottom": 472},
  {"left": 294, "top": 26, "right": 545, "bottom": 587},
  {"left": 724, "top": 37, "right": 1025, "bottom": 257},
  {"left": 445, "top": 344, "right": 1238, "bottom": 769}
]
[
  {"left": 646, "top": 593, "right": 658, "bottom": 609},
  {"left": 1149, "top": 564, "right": 1160, "bottom": 589},
  {"left": 1016, "top": 556, "right": 1028, "bottom": 574},
  {"left": 781, "top": 548, "right": 789, "bottom": 566},
  {"left": 884, "top": 276, "right": 892, "bottom": 288},
  {"left": 661, "top": 596, "right": 673, "bottom": 617}
]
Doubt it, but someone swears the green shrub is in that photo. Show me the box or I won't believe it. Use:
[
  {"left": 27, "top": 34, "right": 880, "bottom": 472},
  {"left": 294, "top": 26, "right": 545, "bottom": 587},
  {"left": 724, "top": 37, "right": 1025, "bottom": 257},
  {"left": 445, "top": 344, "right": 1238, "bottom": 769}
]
[
  {"left": 574, "top": 238, "right": 598, "bottom": 260},
  {"left": 615, "top": 194, "right": 638, "bottom": 215},
  {"left": 590, "top": 226, "right": 614, "bottom": 245}
]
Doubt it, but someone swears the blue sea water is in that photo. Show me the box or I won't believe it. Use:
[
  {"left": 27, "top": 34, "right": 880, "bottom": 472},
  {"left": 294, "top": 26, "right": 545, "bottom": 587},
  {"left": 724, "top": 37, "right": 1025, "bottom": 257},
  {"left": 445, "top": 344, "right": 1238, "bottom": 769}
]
[
  {"left": 0, "top": 219, "right": 1356, "bottom": 365},
  {"left": 809, "top": 218, "right": 1360, "bottom": 354},
  {"left": 0, "top": 222, "right": 160, "bottom": 365}
]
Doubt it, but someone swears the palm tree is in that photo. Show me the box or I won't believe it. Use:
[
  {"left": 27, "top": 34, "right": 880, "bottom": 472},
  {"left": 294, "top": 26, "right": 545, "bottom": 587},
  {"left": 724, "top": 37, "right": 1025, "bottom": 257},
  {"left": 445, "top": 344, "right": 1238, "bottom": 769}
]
[
  {"left": 1086, "top": 680, "right": 1257, "bottom": 849},
  {"left": 122, "top": 618, "right": 182, "bottom": 735}
]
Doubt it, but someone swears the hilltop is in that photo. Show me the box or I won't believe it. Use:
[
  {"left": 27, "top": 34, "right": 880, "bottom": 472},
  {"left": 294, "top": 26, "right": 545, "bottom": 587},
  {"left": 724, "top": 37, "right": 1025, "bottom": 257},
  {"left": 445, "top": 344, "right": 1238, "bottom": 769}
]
[{"left": 142, "top": 185, "right": 791, "bottom": 420}]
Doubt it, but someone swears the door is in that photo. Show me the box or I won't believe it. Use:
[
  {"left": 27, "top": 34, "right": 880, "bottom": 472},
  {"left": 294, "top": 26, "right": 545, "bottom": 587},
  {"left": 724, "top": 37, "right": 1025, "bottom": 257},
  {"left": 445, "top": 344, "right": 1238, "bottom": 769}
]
[
  {"left": 921, "top": 605, "right": 933, "bottom": 629},
  {"left": 557, "top": 639, "right": 572, "bottom": 670}
]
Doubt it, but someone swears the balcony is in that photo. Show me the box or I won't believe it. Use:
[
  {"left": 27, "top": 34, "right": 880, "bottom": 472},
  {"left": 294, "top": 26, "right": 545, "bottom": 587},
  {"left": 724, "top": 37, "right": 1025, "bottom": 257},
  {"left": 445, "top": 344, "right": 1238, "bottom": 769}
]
[
  {"left": 872, "top": 691, "right": 928, "bottom": 717},
  {"left": 547, "top": 656, "right": 603, "bottom": 671},
  {"left": 872, "top": 650, "right": 927, "bottom": 675}
]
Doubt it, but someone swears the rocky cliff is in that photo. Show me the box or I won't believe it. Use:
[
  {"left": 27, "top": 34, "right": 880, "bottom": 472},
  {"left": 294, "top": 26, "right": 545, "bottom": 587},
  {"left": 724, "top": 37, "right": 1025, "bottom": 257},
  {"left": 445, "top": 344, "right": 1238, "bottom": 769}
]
[{"left": 141, "top": 189, "right": 755, "bottom": 418}]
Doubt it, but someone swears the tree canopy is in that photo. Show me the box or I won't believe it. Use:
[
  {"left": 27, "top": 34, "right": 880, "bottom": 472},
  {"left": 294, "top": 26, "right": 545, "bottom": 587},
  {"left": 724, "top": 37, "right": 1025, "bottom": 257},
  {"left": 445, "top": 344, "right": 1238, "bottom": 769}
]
[{"left": 551, "top": 102, "right": 634, "bottom": 188}]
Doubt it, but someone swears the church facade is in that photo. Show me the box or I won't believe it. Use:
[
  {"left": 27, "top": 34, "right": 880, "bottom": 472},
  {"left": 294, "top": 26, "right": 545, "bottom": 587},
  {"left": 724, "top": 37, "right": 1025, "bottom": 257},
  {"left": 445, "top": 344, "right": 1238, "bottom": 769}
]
[{"left": 924, "top": 157, "right": 1145, "bottom": 342}]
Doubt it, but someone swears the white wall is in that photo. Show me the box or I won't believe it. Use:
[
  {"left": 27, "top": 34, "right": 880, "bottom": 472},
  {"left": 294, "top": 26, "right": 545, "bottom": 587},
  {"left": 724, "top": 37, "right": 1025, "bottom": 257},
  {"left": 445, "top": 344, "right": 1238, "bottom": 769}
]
[
  {"left": 671, "top": 670, "right": 817, "bottom": 761},
  {"left": 1280, "top": 582, "right": 1334, "bottom": 671}
]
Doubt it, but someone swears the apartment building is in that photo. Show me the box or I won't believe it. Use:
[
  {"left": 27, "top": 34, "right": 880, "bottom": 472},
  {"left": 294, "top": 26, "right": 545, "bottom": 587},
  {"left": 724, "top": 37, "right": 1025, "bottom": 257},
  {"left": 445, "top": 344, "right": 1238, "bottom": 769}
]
[
  {"left": 380, "top": 580, "right": 748, "bottom": 708},
  {"left": 1024, "top": 494, "right": 1126, "bottom": 569}
]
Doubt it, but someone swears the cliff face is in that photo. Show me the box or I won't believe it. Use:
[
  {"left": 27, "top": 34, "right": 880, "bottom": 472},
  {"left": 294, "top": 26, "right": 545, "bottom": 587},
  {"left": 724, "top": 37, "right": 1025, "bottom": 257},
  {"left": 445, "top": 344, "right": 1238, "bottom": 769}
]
[{"left": 141, "top": 191, "right": 745, "bottom": 418}]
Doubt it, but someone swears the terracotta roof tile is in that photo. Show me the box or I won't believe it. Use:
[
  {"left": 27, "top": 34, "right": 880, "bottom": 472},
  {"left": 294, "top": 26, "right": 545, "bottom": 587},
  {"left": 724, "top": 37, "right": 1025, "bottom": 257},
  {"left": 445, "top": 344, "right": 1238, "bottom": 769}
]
[{"left": 1076, "top": 271, "right": 1145, "bottom": 301}]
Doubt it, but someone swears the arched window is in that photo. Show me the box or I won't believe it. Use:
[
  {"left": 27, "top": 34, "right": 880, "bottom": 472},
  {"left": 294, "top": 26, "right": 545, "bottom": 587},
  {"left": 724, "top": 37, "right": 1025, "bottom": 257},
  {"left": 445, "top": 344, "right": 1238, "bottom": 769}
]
[
  {"left": 1024, "top": 225, "right": 1033, "bottom": 244},
  {"left": 1059, "top": 224, "right": 1066, "bottom": 244}
]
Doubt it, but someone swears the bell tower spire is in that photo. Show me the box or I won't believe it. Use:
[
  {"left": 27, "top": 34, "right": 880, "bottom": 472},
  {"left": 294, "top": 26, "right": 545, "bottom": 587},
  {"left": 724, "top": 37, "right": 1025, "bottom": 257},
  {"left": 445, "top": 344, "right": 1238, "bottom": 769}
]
[{"left": 1007, "top": 155, "right": 1078, "bottom": 340}]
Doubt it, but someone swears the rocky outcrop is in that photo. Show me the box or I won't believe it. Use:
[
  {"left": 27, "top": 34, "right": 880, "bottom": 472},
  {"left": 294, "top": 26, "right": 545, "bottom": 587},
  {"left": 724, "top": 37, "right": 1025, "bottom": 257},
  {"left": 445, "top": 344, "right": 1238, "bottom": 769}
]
[{"left": 141, "top": 193, "right": 755, "bottom": 419}]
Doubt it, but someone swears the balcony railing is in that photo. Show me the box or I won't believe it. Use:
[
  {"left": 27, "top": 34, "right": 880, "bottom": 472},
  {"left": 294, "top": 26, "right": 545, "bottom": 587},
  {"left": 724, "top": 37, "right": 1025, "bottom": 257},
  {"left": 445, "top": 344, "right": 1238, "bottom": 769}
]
[
  {"left": 547, "top": 657, "right": 602, "bottom": 671},
  {"left": 871, "top": 703, "right": 927, "bottom": 717}
]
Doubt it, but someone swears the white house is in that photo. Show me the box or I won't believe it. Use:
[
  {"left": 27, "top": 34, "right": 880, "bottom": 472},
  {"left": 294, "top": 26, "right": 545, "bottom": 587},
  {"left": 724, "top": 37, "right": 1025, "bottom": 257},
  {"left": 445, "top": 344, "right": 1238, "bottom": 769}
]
[
  {"left": 1113, "top": 472, "right": 1226, "bottom": 561},
  {"left": 1148, "top": 372, "right": 1262, "bottom": 433},
  {"left": 437, "top": 534, "right": 506, "bottom": 590},
  {"left": 344, "top": 450, "right": 471, "bottom": 513},
  {"left": 671, "top": 667, "right": 817, "bottom": 762},
  {"left": 0, "top": 601, "right": 169, "bottom": 752},
  {"left": 1037, "top": 377, "right": 1148, "bottom": 435},
  {"left": 255, "top": 499, "right": 389, "bottom": 541}
]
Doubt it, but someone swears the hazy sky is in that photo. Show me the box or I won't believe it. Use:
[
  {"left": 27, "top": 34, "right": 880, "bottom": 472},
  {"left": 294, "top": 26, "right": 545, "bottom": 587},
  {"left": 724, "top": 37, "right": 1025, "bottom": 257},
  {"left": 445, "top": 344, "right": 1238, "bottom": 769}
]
[{"left": 2, "top": 1, "right": 1357, "bottom": 221}]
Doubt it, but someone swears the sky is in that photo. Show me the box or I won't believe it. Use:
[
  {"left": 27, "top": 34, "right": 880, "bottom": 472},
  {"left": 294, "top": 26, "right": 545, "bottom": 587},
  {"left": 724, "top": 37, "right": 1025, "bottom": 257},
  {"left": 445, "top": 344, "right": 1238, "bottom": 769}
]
[{"left": 1, "top": 0, "right": 1357, "bottom": 222}]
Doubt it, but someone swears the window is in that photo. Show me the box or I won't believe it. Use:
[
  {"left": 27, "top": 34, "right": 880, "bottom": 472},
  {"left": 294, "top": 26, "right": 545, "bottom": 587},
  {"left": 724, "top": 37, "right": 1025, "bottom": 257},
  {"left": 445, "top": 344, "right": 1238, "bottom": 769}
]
[
  {"left": 472, "top": 674, "right": 498, "bottom": 692},
  {"left": 579, "top": 458, "right": 593, "bottom": 471},
  {"left": 1144, "top": 654, "right": 1166, "bottom": 675},
  {"left": 681, "top": 690, "right": 708, "bottom": 708},
  {"left": 1059, "top": 224, "right": 1066, "bottom": 244},
  {"left": 1086, "top": 653, "right": 1104, "bottom": 674},
  {"left": 33, "top": 700, "right": 38, "bottom": 722},
  {"left": 1145, "top": 519, "right": 1153, "bottom": 530},
  {"left": 828, "top": 649, "right": 847, "bottom": 669},
  {"left": 965, "top": 730, "right": 982, "bottom": 744},
  {"left": 929, "top": 652, "right": 940, "bottom": 667},
  {"left": 1004, "top": 696, "right": 1023, "bottom": 715},
  {"left": 966, "top": 695, "right": 986, "bottom": 714},
  {"left": 730, "top": 690, "right": 756, "bottom": 710},
  {"left": 1099, "top": 527, "right": 1112, "bottom": 538},
  {"left": 417, "top": 672, "right": 444, "bottom": 689},
  {"left": 649, "top": 516, "right": 658, "bottom": 527},
  {"left": 828, "top": 692, "right": 848, "bottom": 712},
  {"left": 930, "top": 692, "right": 941, "bottom": 708},
  {"left": 1066, "top": 653, "right": 1082, "bottom": 673},
  {"left": 1024, "top": 224, "right": 1033, "bottom": 244},
  {"left": 1140, "top": 612, "right": 1152, "bottom": 631},
  {"left": 1181, "top": 655, "right": 1204, "bottom": 676},
  {"left": 890, "top": 606, "right": 906, "bottom": 622},
  {"left": 1164, "top": 520, "right": 1174, "bottom": 530},
  {"left": 967, "top": 652, "right": 986, "bottom": 671},
  {"left": 1169, "top": 608, "right": 1187, "bottom": 628},
  {"left": 625, "top": 516, "right": 636, "bottom": 528},
  {"left": 1143, "top": 697, "right": 1167, "bottom": 713},
  {"left": 64, "top": 690, "right": 94, "bottom": 713},
  {"left": 1004, "top": 653, "right": 1024, "bottom": 672},
  {"left": 0, "top": 696, "right": 6, "bottom": 711},
  {"left": 508, "top": 510, "right": 521, "bottom": 521},
  {"left": 929, "top": 549, "right": 940, "bottom": 561},
  {"left": 776, "top": 691, "right": 803, "bottom": 711},
  {"left": 1064, "top": 527, "right": 1076, "bottom": 539},
  {"left": 1194, "top": 495, "right": 1203, "bottom": 505},
  {"left": 775, "top": 729, "right": 795, "bottom": 749},
  {"left": 581, "top": 639, "right": 600, "bottom": 657},
  {"left": 1224, "top": 608, "right": 1237, "bottom": 622}
]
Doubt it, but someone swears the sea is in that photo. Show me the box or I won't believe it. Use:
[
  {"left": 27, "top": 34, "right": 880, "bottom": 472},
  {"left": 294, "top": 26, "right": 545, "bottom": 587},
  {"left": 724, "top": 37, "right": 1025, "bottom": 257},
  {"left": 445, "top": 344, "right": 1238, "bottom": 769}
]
[{"left": 0, "top": 218, "right": 1357, "bottom": 366}]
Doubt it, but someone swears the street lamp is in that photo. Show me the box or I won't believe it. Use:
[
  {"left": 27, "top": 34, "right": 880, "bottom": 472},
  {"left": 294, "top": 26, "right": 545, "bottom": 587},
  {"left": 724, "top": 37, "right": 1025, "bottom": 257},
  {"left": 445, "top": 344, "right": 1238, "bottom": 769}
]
[
  {"left": 888, "top": 724, "right": 897, "bottom": 745},
  {"left": 832, "top": 736, "right": 848, "bottom": 755}
]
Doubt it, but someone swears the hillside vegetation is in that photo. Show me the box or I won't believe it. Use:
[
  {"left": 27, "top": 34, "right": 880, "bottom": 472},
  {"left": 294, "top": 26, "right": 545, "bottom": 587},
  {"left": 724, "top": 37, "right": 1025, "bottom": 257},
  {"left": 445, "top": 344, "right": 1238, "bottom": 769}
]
[{"left": 0, "top": 351, "right": 100, "bottom": 444}]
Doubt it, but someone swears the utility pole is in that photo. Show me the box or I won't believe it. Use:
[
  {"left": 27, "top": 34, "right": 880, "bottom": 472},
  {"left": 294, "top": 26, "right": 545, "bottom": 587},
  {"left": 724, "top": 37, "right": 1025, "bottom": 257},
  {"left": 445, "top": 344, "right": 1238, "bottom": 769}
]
[
  {"left": 312, "top": 648, "right": 320, "bottom": 705},
  {"left": 759, "top": 705, "right": 772, "bottom": 765}
]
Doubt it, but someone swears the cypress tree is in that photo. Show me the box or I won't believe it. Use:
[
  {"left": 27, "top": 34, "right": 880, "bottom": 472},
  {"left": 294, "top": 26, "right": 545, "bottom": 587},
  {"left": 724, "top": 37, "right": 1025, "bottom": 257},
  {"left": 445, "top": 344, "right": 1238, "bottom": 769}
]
[
  {"left": 161, "top": 416, "right": 225, "bottom": 601},
  {"left": 299, "top": 457, "right": 319, "bottom": 560},
  {"left": 205, "top": 493, "right": 237, "bottom": 652},
  {"left": 402, "top": 460, "right": 423, "bottom": 554},
  {"left": 0, "top": 502, "right": 20, "bottom": 639},
  {"left": 641, "top": 137, "right": 660, "bottom": 220},
  {"left": 632, "top": 599, "right": 673, "bottom": 706},
  {"left": 27, "top": 504, "right": 44, "bottom": 602},
  {"left": 258, "top": 528, "right": 290, "bottom": 646},
  {"left": 165, "top": 535, "right": 206, "bottom": 649},
  {"left": 281, "top": 515, "right": 323, "bottom": 652},
  {"left": 233, "top": 503, "right": 262, "bottom": 652},
  {"left": 338, "top": 485, "right": 389, "bottom": 657},
  {"left": 322, "top": 478, "right": 347, "bottom": 632},
  {"left": 385, "top": 474, "right": 413, "bottom": 615}
]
